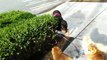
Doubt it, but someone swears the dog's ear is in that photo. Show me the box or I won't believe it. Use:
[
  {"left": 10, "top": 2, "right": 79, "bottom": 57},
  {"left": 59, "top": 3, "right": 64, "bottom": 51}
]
[
  {"left": 52, "top": 46, "right": 62, "bottom": 55},
  {"left": 53, "top": 47, "right": 60, "bottom": 52},
  {"left": 82, "top": 36, "right": 93, "bottom": 54}
]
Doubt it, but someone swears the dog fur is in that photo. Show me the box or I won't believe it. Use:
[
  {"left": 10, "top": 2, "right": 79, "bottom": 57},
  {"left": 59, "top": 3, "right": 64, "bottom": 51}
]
[
  {"left": 83, "top": 36, "right": 105, "bottom": 60},
  {"left": 51, "top": 46, "right": 72, "bottom": 60}
]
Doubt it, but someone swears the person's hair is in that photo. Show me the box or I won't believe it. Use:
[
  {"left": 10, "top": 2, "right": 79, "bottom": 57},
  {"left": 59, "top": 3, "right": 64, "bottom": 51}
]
[{"left": 53, "top": 10, "right": 62, "bottom": 16}]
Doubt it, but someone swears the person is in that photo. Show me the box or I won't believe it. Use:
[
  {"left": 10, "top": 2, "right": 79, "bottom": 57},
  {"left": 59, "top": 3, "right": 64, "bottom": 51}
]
[{"left": 53, "top": 10, "right": 68, "bottom": 33}]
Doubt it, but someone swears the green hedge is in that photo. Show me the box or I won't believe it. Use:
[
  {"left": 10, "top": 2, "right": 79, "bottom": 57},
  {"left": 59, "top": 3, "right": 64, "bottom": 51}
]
[
  {"left": 0, "top": 10, "right": 36, "bottom": 28},
  {"left": 0, "top": 11, "right": 57, "bottom": 60}
]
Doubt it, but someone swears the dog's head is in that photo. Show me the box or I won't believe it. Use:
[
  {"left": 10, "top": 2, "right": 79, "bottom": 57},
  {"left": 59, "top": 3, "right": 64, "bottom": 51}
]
[{"left": 51, "top": 46, "right": 72, "bottom": 60}]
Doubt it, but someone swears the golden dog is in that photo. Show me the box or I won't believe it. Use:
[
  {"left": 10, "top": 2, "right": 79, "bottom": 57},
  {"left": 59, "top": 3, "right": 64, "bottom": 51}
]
[
  {"left": 51, "top": 46, "right": 72, "bottom": 60},
  {"left": 83, "top": 36, "right": 105, "bottom": 60},
  {"left": 88, "top": 43, "right": 104, "bottom": 60}
]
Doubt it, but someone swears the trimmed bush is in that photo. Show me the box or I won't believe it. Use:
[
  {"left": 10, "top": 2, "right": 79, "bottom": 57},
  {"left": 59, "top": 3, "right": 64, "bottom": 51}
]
[
  {"left": 0, "top": 11, "right": 57, "bottom": 60},
  {"left": 0, "top": 10, "right": 36, "bottom": 28}
]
